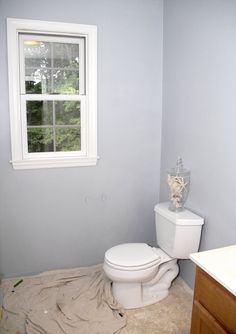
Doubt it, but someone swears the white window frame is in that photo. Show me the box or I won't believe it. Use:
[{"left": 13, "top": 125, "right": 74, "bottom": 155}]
[{"left": 7, "top": 18, "right": 98, "bottom": 169}]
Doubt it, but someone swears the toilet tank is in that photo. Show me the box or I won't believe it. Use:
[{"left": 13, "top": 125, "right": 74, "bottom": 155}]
[{"left": 154, "top": 202, "right": 204, "bottom": 259}]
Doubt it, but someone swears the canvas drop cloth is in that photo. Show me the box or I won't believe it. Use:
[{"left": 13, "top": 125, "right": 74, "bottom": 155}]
[{"left": 0, "top": 265, "right": 127, "bottom": 334}]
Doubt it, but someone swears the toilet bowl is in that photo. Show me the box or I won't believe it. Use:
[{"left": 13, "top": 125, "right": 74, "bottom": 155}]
[
  {"left": 103, "top": 202, "right": 204, "bottom": 309},
  {"left": 104, "top": 243, "right": 179, "bottom": 309}
]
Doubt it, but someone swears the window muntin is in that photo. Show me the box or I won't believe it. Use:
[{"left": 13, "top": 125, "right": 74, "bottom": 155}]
[{"left": 7, "top": 18, "right": 97, "bottom": 169}]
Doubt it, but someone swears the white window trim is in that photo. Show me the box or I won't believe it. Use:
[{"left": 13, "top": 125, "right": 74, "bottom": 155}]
[{"left": 7, "top": 18, "right": 98, "bottom": 169}]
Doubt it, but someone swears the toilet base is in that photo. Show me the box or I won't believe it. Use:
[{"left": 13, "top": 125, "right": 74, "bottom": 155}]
[{"left": 112, "top": 259, "right": 179, "bottom": 309}]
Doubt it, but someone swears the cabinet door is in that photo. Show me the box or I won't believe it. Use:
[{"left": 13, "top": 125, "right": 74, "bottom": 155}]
[{"left": 191, "top": 301, "right": 228, "bottom": 334}]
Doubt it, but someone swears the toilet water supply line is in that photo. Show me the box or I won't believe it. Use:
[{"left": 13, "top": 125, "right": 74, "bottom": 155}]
[{"left": 142, "top": 260, "right": 179, "bottom": 290}]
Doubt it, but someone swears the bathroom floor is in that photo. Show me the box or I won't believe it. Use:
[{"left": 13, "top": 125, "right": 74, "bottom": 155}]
[
  {"left": 0, "top": 268, "right": 193, "bottom": 334},
  {"left": 125, "top": 278, "right": 193, "bottom": 334}
]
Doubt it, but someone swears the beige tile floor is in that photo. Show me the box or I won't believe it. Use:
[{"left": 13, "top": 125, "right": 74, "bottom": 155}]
[{"left": 125, "top": 278, "right": 193, "bottom": 334}]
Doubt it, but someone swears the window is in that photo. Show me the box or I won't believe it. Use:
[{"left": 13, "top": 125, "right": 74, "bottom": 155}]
[{"left": 7, "top": 18, "right": 97, "bottom": 169}]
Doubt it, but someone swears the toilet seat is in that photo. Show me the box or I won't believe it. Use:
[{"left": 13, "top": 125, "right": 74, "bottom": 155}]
[
  {"left": 103, "top": 243, "right": 173, "bottom": 284},
  {"left": 104, "top": 243, "right": 161, "bottom": 271}
]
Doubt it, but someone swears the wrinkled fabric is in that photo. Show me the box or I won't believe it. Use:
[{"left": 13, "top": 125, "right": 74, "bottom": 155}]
[{"left": 0, "top": 265, "right": 127, "bottom": 334}]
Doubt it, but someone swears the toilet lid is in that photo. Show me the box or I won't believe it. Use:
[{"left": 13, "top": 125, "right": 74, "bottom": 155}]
[{"left": 105, "top": 243, "right": 160, "bottom": 268}]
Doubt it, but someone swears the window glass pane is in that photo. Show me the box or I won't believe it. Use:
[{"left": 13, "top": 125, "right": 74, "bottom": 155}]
[
  {"left": 55, "top": 128, "right": 81, "bottom": 151},
  {"left": 55, "top": 101, "right": 80, "bottom": 125},
  {"left": 25, "top": 68, "right": 52, "bottom": 94},
  {"left": 27, "top": 128, "right": 54, "bottom": 152},
  {"left": 27, "top": 101, "right": 53, "bottom": 126},
  {"left": 53, "top": 70, "right": 79, "bottom": 94},
  {"left": 24, "top": 40, "right": 51, "bottom": 68},
  {"left": 53, "top": 43, "right": 80, "bottom": 68}
]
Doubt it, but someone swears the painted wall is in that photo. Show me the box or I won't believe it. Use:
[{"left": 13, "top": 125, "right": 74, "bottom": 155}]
[
  {"left": 161, "top": 0, "right": 236, "bottom": 287},
  {"left": 0, "top": 0, "right": 163, "bottom": 277}
]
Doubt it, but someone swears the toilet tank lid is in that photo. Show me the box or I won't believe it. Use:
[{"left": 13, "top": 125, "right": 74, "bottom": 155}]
[{"left": 154, "top": 202, "right": 204, "bottom": 226}]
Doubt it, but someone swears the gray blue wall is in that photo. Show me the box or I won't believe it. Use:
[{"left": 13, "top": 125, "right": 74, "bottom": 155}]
[
  {"left": 1, "top": 0, "right": 235, "bottom": 287},
  {"left": 161, "top": 0, "right": 236, "bottom": 287},
  {"left": 0, "top": 0, "right": 163, "bottom": 277}
]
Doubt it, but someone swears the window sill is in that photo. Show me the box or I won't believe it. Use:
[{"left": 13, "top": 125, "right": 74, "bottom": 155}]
[{"left": 10, "top": 156, "right": 99, "bottom": 170}]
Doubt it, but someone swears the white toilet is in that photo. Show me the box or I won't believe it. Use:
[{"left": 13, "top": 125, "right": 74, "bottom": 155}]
[{"left": 103, "top": 202, "right": 204, "bottom": 309}]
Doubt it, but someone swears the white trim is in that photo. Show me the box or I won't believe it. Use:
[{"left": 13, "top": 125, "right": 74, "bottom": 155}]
[
  {"left": 7, "top": 18, "right": 97, "bottom": 37},
  {"left": 7, "top": 18, "right": 97, "bottom": 170},
  {"left": 11, "top": 156, "right": 99, "bottom": 170}
]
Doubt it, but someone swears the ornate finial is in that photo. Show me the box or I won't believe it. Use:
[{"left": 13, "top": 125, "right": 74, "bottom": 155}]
[{"left": 176, "top": 157, "right": 183, "bottom": 174}]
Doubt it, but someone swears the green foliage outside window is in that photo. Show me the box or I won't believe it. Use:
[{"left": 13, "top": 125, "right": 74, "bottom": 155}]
[{"left": 28, "top": 128, "right": 54, "bottom": 153}]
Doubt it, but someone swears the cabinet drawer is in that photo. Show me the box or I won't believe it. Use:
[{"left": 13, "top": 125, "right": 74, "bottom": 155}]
[
  {"left": 194, "top": 267, "right": 236, "bottom": 333},
  {"left": 191, "top": 300, "right": 228, "bottom": 334}
]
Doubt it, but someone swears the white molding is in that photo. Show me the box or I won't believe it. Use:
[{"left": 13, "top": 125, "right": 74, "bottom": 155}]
[
  {"left": 7, "top": 17, "right": 97, "bottom": 37},
  {"left": 11, "top": 156, "right": 99, "bottom": 170},
  {"left": 7, "top": 18, "right": 97, "bottom": 170}
]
